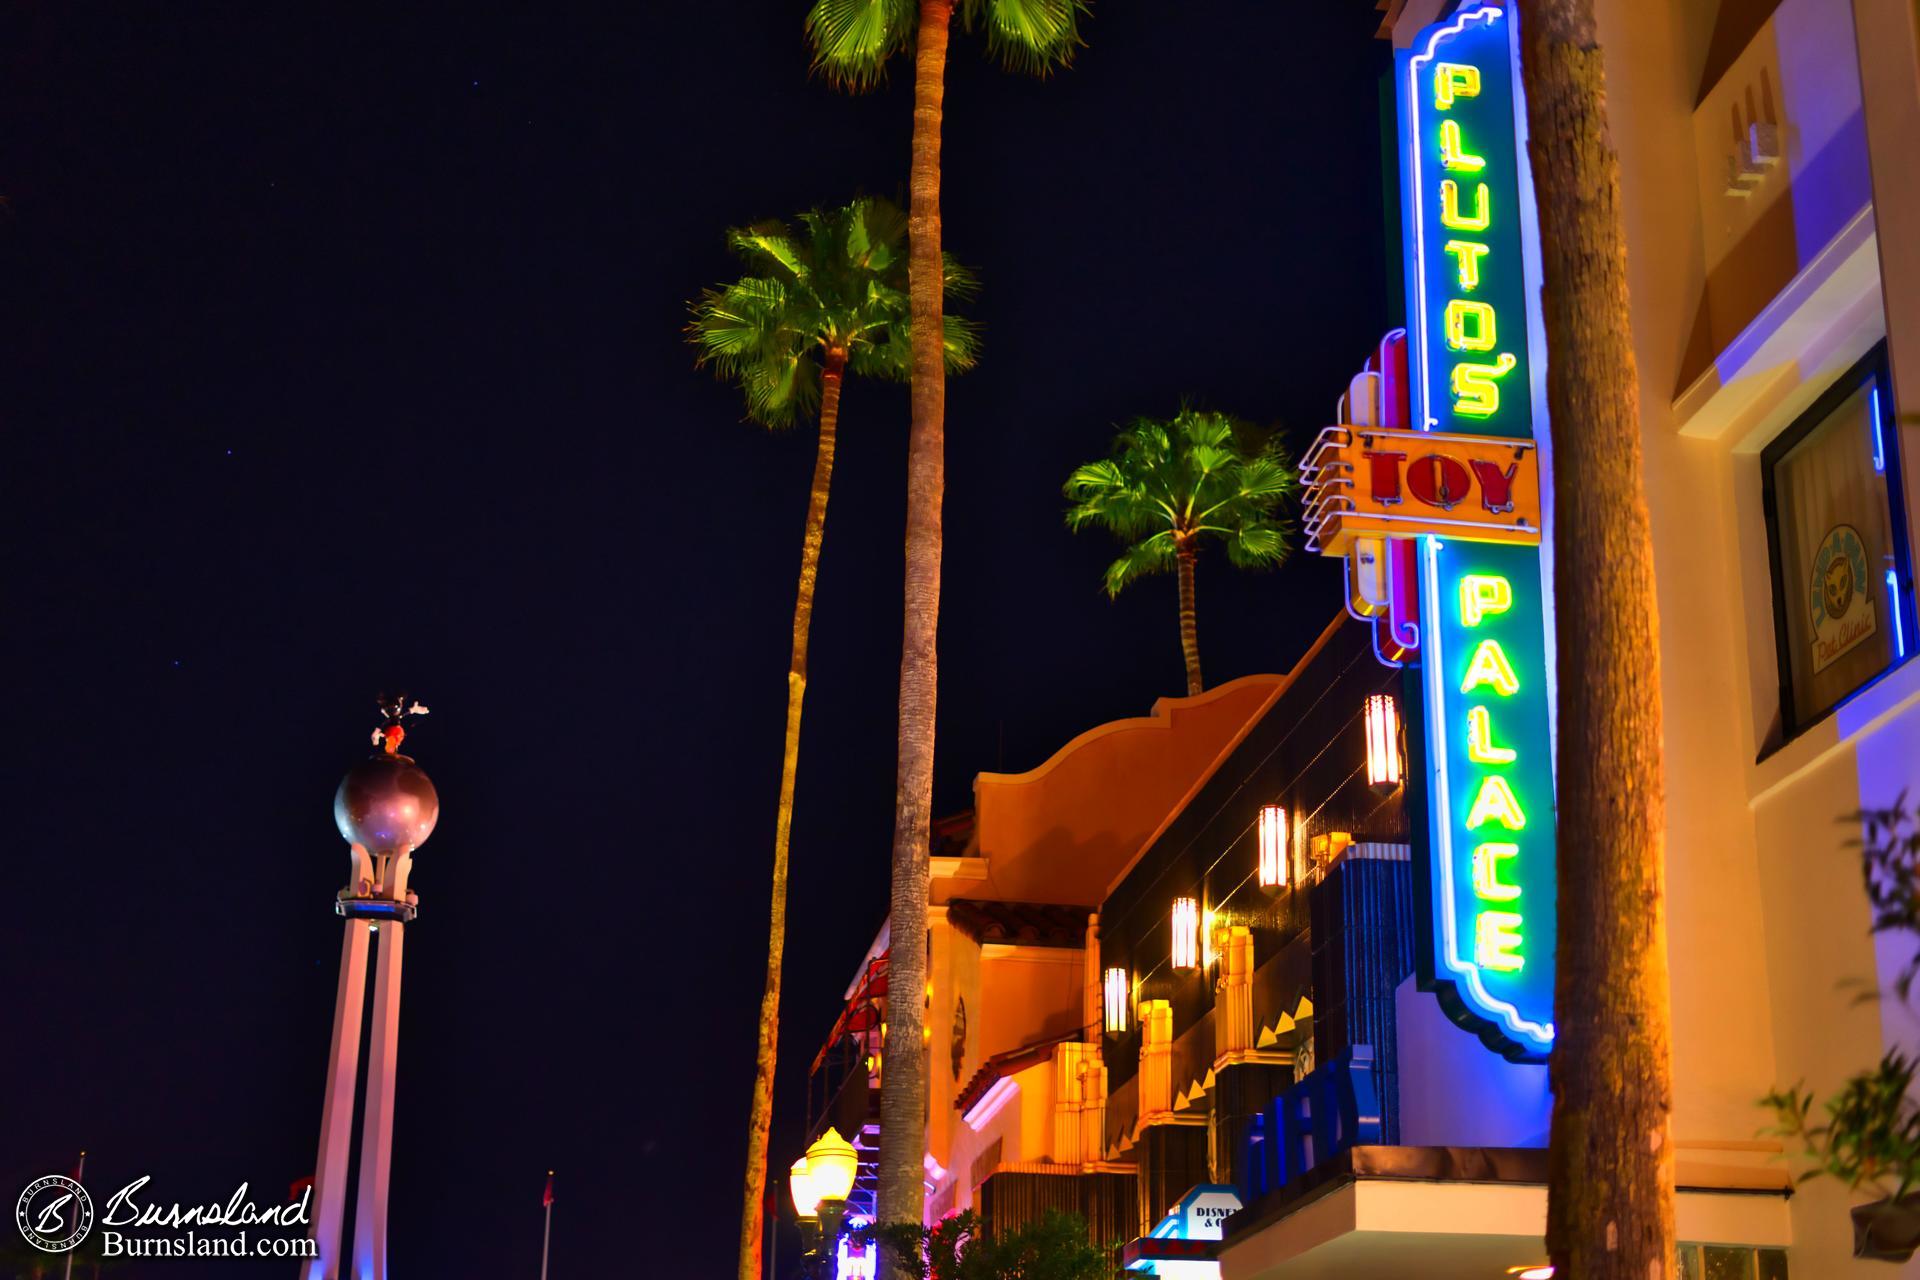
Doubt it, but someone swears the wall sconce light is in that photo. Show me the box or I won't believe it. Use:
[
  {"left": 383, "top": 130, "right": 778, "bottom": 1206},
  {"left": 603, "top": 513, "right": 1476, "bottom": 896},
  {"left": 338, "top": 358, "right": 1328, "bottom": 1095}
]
[
  {"left": 1103, "top": 966, "right": 1129, "bottom": 1034},
  {"left": 1258, "top": 803, "right": 1288, "bottom": 890},
  {"left": 1364, "top": 692, "right": 1402, "bottom": 791},
  {"left": 1171, "top": 897, "right": 1199, "bottom": 971}
]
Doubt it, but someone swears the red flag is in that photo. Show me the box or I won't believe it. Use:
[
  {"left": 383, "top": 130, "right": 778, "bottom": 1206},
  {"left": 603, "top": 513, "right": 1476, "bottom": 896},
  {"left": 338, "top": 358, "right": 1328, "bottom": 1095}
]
[{"left": 542, "top": 1172, "right": 554, "bottom": 1208}]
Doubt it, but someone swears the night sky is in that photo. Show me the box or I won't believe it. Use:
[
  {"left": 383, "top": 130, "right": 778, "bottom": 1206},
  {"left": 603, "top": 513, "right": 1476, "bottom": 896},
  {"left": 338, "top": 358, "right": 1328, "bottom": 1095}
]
[{"left": 3, "top": 5, "right": 1388, "bottom": 1274}]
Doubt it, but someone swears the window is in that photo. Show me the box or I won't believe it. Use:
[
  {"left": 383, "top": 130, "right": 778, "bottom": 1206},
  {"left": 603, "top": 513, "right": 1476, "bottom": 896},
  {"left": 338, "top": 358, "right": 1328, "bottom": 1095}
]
[{"left": 1762, "top": 344, "right": 1916, "bottom": 737}]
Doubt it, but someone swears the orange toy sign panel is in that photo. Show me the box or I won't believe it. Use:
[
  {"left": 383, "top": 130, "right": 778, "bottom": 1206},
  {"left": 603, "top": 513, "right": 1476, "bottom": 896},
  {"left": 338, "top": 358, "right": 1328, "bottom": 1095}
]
[{"left": 1305, "top": 427, "right": 1539, "bottom": 554}]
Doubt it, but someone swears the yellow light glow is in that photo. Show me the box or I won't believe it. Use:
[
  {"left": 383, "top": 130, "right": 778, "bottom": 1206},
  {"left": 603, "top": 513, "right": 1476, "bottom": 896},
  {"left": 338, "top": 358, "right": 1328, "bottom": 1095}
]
[
  {"left": 1475, "top": 911, "right": 1526, "bottom": 971},
  {"left": 1171, "top": 897, "right": 1199, "bottom": 971},
  {"left": 1257, "top": 803, "right": 1288, "bottom": 889},
  {"left": 1459, "top": 574, "right": 1513, "bottom": 627},
  {"left": 1443, "top": 240, "right": 1489, "bottom": 290},
  {"left": 1434, "top": 62, "right": 1481, "bottom": 109},
  {"left": 1202, "top": 908, "right": 1218, "bottom": 969},
  {"left": 1439, "top": 120, "right": 1485, "bottom": 172},
  {"left": 1461, "top": 639, "right": 1520, "bottom": 696},
  {"left": 1103, "top": 966, "right": 1130, "bottom": 1034},
  {"left": 805, "top": 1128, "right": 859, "bottom": 1204},
  {"left": 1440, "top": 180, "right": 1490, "bottom": 232},
  {"left": 1471, "top": 842, "right": 1522, "bottom": 901},
  {"left": 790, "top": 1155, "right": 820, "bottom": 1218},
  {"left": 1444, "top": 299, "right": 1496, "bottom": 352},
  {"left": 1364, "top": 693, "right": 1402, "bottom": 790},
  {"left": 1465, "top": 775, "right": 1528, "bottom": 831},
  {"left": 1466, "top": 706, "right": 1517, "bottom": 764},
  {"left": 1450, "top": 352, "right": 1517, "bottom": 418}
]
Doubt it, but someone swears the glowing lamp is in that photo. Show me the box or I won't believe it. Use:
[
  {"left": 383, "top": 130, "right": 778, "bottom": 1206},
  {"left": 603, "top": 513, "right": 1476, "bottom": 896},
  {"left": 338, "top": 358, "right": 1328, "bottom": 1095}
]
[
  {"left": 789, "top": 1155, "right": 820, "bottom": 1219},
  {"left": 1171, "top": 897, "right": 1199, "bottom": 971},
  {"left": 806, "top": 1128, "right": 859, "bottom": 1205},
  {"left": 1364, "top": 693, "right": 1402, "bottom": 791},
  {"left": 1103, "top": 966, "right": 1129, "bottom": 1034},
  {"left": 1257, "top": 804, "right": 1288, "bottom": 889}
]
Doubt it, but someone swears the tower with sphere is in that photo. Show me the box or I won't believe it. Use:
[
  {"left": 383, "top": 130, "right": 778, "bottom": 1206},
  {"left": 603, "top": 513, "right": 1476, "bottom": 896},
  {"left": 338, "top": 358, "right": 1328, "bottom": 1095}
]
[{"left": 304, "top": 698, "right": 437, "bottom": 1280}]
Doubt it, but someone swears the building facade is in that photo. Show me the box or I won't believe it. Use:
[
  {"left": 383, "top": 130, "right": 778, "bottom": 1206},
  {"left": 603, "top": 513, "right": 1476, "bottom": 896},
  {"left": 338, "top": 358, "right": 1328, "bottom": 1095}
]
[{"left": 797, "top": 0, "right": 1920, "bottom": 1275}]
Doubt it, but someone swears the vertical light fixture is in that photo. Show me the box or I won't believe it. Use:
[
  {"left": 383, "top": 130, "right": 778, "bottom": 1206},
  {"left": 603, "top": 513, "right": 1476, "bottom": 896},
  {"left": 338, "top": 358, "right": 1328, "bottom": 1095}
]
[
  {"left": 1103, "top": 966, "right": 1129, "bottom": 1034},
  {"left": 1258, "top": 803, "right": 1289, "bottom": 889},
  {"left": 1364, "top": 692, "right": 1402, "bottom": 791},
  {"left": 1171, "top": 897, "right": 1199, "bottom": 971}
]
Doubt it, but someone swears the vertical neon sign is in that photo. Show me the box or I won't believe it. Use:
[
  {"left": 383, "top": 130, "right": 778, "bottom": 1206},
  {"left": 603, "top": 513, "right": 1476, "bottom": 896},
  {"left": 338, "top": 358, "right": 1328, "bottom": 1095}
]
[{"left": 1400, "top": 4, "right": 1557, "bottom": 1061}]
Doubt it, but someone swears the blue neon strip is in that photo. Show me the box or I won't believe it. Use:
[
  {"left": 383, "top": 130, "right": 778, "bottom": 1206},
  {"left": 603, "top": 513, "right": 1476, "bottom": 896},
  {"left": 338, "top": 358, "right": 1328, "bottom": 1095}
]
[
  {"left": 1891, "top": 568, "right": 1907, "bottom": 660},
  {"left": 1872, "top": 383, "right": 1886, "bottom": 473}
]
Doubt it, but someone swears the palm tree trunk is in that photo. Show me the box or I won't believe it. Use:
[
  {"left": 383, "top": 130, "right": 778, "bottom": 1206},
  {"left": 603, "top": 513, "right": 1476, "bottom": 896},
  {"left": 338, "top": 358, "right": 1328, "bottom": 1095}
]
[
  {"left": 877, "top": 1, "right": 951, "bottom": 1270},
  {"left": 1176, "top": 542, "right": 1202, "bottom": 696},
  {"left": 736, "top": 351, "right": 848, "bottom": 1280},
  {"left": 1521, "top": 4, "right": 1675, "bottom": 1277}
]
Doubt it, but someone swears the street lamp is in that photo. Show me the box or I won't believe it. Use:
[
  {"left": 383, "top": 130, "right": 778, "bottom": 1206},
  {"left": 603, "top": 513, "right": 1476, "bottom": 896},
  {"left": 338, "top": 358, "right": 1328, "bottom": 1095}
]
[{"left": 791, "top": 1128, "right": 858, "bottom": 1278}]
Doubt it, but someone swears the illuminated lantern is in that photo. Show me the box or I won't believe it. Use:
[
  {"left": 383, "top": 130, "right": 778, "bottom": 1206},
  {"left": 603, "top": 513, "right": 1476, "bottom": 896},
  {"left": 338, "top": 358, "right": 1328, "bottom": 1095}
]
[
  {"left": 806, "top": 1128, "right": 859, "bottom": 1206},
  {"left": 1365, "top": 693, "right": 1403, "bottom": 791},
  {"left": 789, "top": 1155, "right": 820, "bottom": 1219},
  {"left": 1103, "top": 967, "right": 1129, "bottom": 1034},
  {"left": 1257, "top": 803, "right": 1289, "bottom": 889},
  {"left": 1171, "top": 897, "right": 1199, "bottom": 971}
]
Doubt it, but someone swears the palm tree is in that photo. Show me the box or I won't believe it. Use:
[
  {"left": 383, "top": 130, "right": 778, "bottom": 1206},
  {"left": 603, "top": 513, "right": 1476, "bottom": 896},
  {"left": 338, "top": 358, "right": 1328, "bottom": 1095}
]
[
  {"left": 688, "top": 196, "right": 979, "bottom": 1280},
  {"left": 1064, "top": 408, "right": 1295, "bottom": 696},
  {"left": 1518, "top": 3, "right": 1676, "bottom": 1277},
  {"left": 804, "top": 0, "right": 1088, "bottom": 1259}
]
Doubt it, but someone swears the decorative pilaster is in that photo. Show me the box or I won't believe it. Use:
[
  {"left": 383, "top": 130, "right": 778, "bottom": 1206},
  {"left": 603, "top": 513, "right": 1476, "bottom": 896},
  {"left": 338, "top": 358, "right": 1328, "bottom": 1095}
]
[
  {"left": 1217, "top": 925, "right": 1255, "bottom": 1054},
  {"left": 1138, "top": 999, "right": 1173, "bottom": 1120}
]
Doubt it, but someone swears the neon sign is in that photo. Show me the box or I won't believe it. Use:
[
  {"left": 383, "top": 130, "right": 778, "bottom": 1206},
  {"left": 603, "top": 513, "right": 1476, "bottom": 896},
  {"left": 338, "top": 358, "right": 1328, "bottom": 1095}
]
[{"left": 1400, "top": 4, "right": 1558, "bottom": 1061}]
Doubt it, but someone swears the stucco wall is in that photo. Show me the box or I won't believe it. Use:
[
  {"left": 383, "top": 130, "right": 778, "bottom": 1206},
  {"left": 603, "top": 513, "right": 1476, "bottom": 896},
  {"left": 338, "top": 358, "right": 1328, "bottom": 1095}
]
[
  {"left": 1600, "top": 0, "right": 1920, "bottom": 1270},
  {"left": 970, "top": 674, "right": 1287, "bottom": 905}
]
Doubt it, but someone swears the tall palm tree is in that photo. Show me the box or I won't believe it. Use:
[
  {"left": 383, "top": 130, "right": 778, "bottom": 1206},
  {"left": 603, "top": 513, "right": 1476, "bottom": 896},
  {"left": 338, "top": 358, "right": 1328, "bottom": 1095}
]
[
  {"left": 804, "top": 0, "right": 1087, "bottom": 1259},
  {"left": 688, "top": 197, "right": 979, "bottom": 1280},
  {"left": 1065, "top": 408, "right": 1295, "bottom": 696},
  {"left": 1518, "top": 3, "right": 1676, "bottom": 1277}
]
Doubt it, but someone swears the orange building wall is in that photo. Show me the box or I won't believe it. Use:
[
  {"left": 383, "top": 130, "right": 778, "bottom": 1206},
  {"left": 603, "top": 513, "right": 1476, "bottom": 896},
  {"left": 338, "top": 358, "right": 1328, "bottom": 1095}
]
[{"left": 969, "top": 673, "right": 1288, "bottom": 906}]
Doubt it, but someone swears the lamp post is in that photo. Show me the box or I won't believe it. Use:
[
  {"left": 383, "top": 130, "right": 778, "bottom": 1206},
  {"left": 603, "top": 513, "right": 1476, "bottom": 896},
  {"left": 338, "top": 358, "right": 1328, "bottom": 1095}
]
[
  {"left": 305, "top": 698, "right": 436, "bottom": 1280},
  {"left": 790, "top": 1128, "right": 858, "bottom": 1279}
]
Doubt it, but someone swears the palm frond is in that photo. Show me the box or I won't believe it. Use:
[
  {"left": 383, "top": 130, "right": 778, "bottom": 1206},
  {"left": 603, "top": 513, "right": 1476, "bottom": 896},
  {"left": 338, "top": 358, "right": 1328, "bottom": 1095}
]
[
  {"left": 941, "top": 314, "right": 983, "bottom": 373},
  {"left": 1222, "top": 521, "right": 1291, "bottom": 570},
  {"left": 1102, "top": 536, "right": 1176, "bottom": 597},
  {"left": 852, "top": 199, "right": 908, "bottom": 271},
  {"left": 689, "top": 194, "right": 978, "bottom": 426},
  {"left": 805, "top": 0, "right": 915, "bottom": 90},
  {"left": 940, "top": 253, "right": 983, "bottom": 301},
  {"left": 977, "top": 0, "right": 1086, "bottom": 75},
  {"left": 1066, "top": 403, "right": 1302, "bottom": 597},
  {"left": 727, "top": 227, "right": 808, "bottom": 282},
  {"left": 741, "top": 348, "right": 820, "bottom": 430}
]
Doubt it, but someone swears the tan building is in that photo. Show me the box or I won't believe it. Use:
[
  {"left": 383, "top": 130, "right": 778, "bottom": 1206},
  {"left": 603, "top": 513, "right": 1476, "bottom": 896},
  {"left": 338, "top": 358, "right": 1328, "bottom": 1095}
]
[{"left": 797, "top": 1, "right": 1920, "bottom": 1276}]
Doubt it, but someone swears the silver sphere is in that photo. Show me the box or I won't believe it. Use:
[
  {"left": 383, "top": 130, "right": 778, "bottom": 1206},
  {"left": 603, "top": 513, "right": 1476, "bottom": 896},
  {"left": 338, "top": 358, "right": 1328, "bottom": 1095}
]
[{"left": 334, "top": 755, "right": 439, "bottom": 855}]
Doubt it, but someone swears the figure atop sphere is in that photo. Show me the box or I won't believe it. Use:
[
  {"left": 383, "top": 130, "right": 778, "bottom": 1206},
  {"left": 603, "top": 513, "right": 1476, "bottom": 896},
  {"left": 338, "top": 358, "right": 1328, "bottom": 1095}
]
[{"left": 334, "top": 694, "right": 438, "bottom": 856}]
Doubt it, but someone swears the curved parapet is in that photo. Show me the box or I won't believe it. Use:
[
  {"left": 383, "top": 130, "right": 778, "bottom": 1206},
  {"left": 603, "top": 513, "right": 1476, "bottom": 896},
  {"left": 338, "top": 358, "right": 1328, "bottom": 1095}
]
[{"left": 966, "top": 673, "right": 1291, "bottom": 906}]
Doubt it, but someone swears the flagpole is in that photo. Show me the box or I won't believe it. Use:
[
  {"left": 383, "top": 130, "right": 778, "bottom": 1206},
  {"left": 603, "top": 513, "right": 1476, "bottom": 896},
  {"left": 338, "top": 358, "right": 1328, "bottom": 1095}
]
[
  {"left": 539, "top": 1171, "right": 553, "bottom": 1280},
  {"left": 63, "top": 1150, "right": 85, "bottom": 1280}
]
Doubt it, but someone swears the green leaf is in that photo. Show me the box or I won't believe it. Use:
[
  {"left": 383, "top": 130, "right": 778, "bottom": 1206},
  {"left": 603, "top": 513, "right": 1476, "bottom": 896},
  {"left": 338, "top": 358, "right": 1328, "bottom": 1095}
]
[
  {"left": 979, "top": 0, "right": 1086, "bottom": 75},
  {"left": 805, "top": 0, "right": 915, "bottom": 90},
  {"left": 688, "top": 196, "right": 979, "bottom": 428}
]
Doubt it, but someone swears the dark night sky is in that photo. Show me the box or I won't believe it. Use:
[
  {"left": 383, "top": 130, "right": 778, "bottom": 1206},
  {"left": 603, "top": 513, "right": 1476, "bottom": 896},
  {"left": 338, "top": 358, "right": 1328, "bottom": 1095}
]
[{"left": 2, "top": 5, "right": 1388, "bottom": 1274}]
